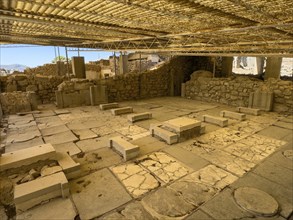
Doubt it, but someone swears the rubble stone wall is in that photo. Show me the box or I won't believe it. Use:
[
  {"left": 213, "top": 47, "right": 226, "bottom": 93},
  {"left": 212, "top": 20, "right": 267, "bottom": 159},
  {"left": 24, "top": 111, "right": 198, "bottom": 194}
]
[
  {"left": 1, "top": 74, "right": 64, "bottom": 104},
  {"left": 0, "top": 92, "right": 36, "bottom": 114},
  {"left": 184, "top": 76, "right": 293, "bottom": 113}
]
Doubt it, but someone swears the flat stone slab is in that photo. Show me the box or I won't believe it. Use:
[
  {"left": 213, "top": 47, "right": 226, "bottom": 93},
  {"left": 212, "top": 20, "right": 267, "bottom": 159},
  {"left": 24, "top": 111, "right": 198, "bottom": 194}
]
[
  {"left": 163, "top": 117, "right": 201, "bottom": 132},
  {"left": 14, "top": 171, "right": 69, "bottom": 212},
  {"left": 16, "top": 198, "right": 77, "bottom": 220},
  {"left": 201, "top": 115, "right": 228, "bottom": 127},
  {"left": 43, "top": 131, "right": 78, "bottom": 145},
  {"left": 99, "top": 103, "right": 119, "bottom": 110},
  {"left": 111, "top": 163, "right": 160, "bottom": 197},
  {"left": 237, "top": 107, "right": 261, "bottom": 116},
  {"left": 72, "top": 129, "right": 98, "bottom": 140},
  {"left": 0, "top": 144, "right": 56, "bottom": 172},
  {"left": 127, "top": 112, "right": 152, "bottom": 122},
  {"left": 234, "top": 187, "right": 279, "bottom": 217},
  {"left": 220, "top": 110, "right": 246, "bottom": 121},
  {"left": 273, "top": 121, "right": 293, "bottom": 130},
  {"left": 40, "top": 124, "right": 69, "bottom": 137},
  {"left": 5, "top": 137, "right": 45, "bottom": 153},
  {"left": 76, "top": 138, "right": 105, "bottom": 153},
  {"left": 109, "top": 136, "right": 139, "bottom": 161},
  {"left": 70, "top": 168, "right": 132, "bottom": 220},
  {"left": 52, "top": 142, "right": 81, "bottom": 156},
  {"left": 111, "top": 107, "right": 133, "bottom": 116},
  {"left": 142, "top": 187, "right": 194, "bottom": 218},
  {"left": 103, "top": 202, "right": 153, "bottom": 220}
]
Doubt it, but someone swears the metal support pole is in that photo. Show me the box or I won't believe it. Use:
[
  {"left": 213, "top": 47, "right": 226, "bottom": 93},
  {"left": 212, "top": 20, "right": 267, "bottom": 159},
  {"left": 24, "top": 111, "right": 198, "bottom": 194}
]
[
  {"left": 54, "top": 46, "right": 58, "bottom": 74},
  {"left": 139, "top": 52, "right": 142, "bottom": 73},
  {"left": 213, "top": 57, "right": 216, "bottom": 78},
  {"left": 57, "top": 46, "right": 61, "bottom": 75},
  {"left": 114, "top": 51, "right": 117, "bottom": 75},
  {"left": 78, "top": 48, "right": 80, "bottom": 56},
  {"left": 65, "top": 46, "right": 70, "bottom": 77}
]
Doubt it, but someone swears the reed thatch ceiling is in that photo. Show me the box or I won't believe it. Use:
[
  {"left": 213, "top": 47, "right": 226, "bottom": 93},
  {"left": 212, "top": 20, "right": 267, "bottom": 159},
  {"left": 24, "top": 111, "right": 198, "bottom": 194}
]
[{"left": 1, "top": 0, "right": 293, "bottom": 56}]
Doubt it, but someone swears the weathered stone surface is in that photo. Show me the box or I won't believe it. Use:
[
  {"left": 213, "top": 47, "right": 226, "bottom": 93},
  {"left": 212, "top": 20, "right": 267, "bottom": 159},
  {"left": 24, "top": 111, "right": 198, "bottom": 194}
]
[
  {"left": 234, "top": 187, "right": 279, "bottom": 217},
  {"left": 120, "top": 202, "right": 154, "bottom": 220},
  {"left": 70, "top": 168, "right": 132, "bottom": 220},
  {"left": 142, "top": 187, "right": 194, "bottom": 218},
  {"left": 40, "top": 124, "right": 69, "bottom": 137},
  {"left": 43, "top": 131, "right": 78, "bottom": 145},
  {"left": 0, "top": 178, "right": 14, "bottom": 206},
  {"left": 40, "top": 165, "right": 62, "bottom": 177},
  {"left": 76, "top": 138, "right": 105, "bottom": 153},
  {"left": 111, "top": 163, "right": 159, "bottom": 197},
  {"left": 72, "top": 129, "right": 97, "bottom": 140},
  {"left": 16, "top": 198, "right": 77, "bottom": 220},
  {"left": 52, "top": 142, "right": 81, "bottom": 156},
  {"left": 138, "top": 152, "right": 190, "bottom": 183},
  {"left": 224, "top": 134, "right": 286, "bottom": 163},
  {"left": 283, "top": 150, "right": 293, "bottom": 160}
]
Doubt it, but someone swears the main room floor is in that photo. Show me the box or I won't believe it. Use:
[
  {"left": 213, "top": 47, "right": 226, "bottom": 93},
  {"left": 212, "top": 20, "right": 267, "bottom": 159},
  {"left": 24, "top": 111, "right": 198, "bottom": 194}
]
[{"left": 1, "top": 97, "right": 292, "bottom": 220}]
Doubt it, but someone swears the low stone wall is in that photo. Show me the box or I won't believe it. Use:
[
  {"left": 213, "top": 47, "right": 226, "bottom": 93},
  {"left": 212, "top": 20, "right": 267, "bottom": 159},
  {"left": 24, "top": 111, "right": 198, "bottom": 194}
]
[
  {"left": 184, "top": 76, "right": 293, "bottom": 113},
  {"left": 56, "top": 79, "right": 95, "bottom": 108},
  {"left": 0, "top": 92, "right": 37, "bottom": 114},
  {"left": 1, "top": 74, "right": 64, "bottom": 104}
]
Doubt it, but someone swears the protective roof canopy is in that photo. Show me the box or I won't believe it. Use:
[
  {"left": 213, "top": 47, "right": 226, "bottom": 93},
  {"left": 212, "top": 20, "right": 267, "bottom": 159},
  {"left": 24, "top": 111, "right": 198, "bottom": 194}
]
[{"left": 1, "top": 0, "right": 293, "bottom": 56}]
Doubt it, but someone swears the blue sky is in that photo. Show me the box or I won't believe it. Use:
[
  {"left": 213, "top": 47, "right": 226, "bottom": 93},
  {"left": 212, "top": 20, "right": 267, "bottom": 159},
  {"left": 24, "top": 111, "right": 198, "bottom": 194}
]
[{"left": 0, "top": 45, "right": 113, "bottom": 67}]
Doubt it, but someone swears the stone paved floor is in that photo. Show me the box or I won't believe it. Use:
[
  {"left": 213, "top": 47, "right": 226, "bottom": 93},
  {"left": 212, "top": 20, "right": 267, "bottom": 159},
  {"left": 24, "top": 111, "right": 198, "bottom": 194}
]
[{"left": 1, "top": 97, "right": 292, "bottom": 220}]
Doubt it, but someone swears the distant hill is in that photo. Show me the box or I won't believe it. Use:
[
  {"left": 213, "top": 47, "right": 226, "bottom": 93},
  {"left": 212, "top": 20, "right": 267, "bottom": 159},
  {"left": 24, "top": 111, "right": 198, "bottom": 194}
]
[{"left": 0, "top": 64, "right": 29, "bottom": 72}]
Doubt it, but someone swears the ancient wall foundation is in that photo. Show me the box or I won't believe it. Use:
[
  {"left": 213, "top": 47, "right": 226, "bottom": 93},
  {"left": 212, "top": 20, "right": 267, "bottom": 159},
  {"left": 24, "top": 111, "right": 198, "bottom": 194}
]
[{"left": 183, "top": 76, "right": 293, "bottom": 113}]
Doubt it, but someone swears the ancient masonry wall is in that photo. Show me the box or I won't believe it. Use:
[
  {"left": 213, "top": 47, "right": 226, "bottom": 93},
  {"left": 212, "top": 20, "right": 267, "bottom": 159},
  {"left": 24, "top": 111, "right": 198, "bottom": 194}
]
[
  {"left": 99, "top": 65, "right": 170, "bottom": 102},
  {"left": 184, "top": 77, "right": 293, "bottom": 113},
  {"left": 1, "top": 74, "right": 64, "bottom": 104}
]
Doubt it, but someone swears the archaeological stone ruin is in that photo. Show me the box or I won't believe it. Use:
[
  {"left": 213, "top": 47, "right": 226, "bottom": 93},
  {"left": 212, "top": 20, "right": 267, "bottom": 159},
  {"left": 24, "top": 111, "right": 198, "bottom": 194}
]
[{"left": 0, "top": 1, "right": 293, "bottom": 220}]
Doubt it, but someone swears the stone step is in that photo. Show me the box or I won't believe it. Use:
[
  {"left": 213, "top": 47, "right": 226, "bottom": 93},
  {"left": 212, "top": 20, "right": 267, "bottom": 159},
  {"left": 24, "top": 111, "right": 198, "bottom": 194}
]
[
  {"left": 220, "top": 110, "right": 246, "bottom": 121},
  {"left": 127, "top": 112, "right": 152, "bottom": 122},
  {"left": 150, "top": 124, "right": 178, "bottom": 145},
  {"left": 57, "top": 152, "right": 80, "bottom": 180},
  {"left": 14, "top": 171, "right": 69, "bottom": 212},
  {"left": 201, "top": 115, "right": 228, "bottom": 127},
  {"left": 236, "top": 107, "right": 261, "bottom": 116},
  {"left": 0, "top": 144, "right": 56, "bottom": 172},
  {"left": 99, "top": 103, "right": 119, "bottom": 110},
  {"left": 109, "top": 136, "right": 139, "bottom": 161},
  {"left": 111, "top": 107, "right": 133, "bottom": 116}
]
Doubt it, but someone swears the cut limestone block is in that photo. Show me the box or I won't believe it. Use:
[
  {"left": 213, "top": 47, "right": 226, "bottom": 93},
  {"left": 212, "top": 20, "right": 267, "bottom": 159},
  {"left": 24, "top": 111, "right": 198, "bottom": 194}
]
[
  {"left": 57, "top": 152, "right": 80, "bottom": 180},
  {"left": 127, "top": 112, "right": 152, "bottom": 122},
  {"left": 201, "top": 115, "right": 228, "bottom": 127},
  {"left": 220, "top": 111, "right": 246, "bottom": 121},
  {"left": 236, "top": 107, "right": 261, "bottom": 116},
  {"left": 151, "top": 125, "right": 178, "bottom": 145},
  {"left": 14, "top": 171, "right": 69, "bottom": 212},
  {"left": 163, "top": 117, "right": 202, "bottom": 141},
  {"left": 111, "top": 107, "right": 133, "bottom": 116},
  {"left": 109, "top": 136, "right": 139, "bottom": 161},
  {"left": 249, "top": 91, "right": 273, "bottom": 111},
  {"left": 0, "top": 144, "right": 56, "bottom": 172},
  {"left": 99, "top": 103, "right": 119, "bottom": 110},
  {"left": 163, "top": 117, "right": 201, "bottom": 132}
]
